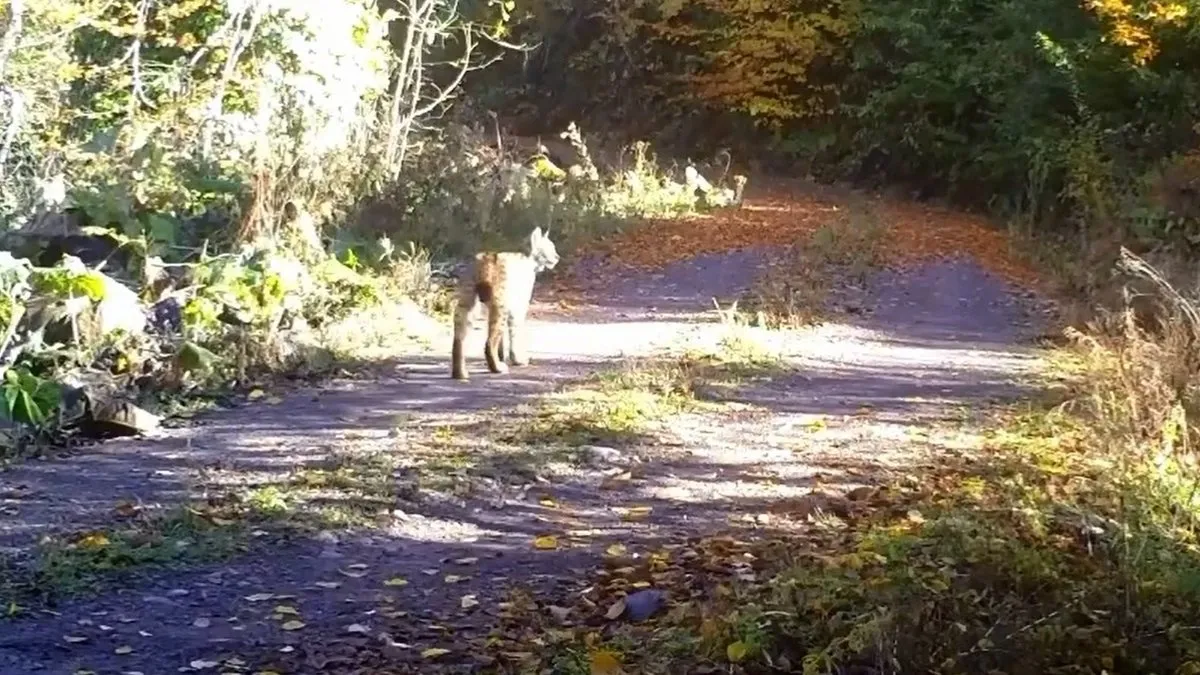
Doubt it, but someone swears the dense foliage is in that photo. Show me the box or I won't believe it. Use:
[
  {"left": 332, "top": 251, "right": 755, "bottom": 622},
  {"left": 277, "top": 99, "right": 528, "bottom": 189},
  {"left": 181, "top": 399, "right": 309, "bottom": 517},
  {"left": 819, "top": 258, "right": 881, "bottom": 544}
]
[{"left": 486, "top": 0, "right": 1200, "bottom": 246}]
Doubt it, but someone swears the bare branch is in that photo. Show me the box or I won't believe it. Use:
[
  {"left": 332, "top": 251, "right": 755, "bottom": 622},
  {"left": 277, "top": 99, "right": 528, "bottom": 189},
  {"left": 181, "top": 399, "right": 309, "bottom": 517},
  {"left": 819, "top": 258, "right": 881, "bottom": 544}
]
[{"left": 126, "top": 0, "right": 156, "bottom": 117}]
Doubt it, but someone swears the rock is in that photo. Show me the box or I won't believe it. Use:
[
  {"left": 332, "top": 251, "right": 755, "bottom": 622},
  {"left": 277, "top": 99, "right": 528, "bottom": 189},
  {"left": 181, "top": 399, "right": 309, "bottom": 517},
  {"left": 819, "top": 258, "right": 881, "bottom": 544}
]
[
  {"left": 94, "top": 274, "right": 146, "bottom": 336},
  {"left": 624, "top": 589, "right": 665, "bottom": 622},
  {"left": 582, "top": 445, "right": 624, "bottom": 466},
  {"left": 85, "top": 398, "right": 160, "bottom": 437},
  {"left": 149, "top": 296, "right": 183, "bottom": 334},
  {"left": 846, "top": 486, "right": 877, "bottom": 502},
  {"left": 60, "top": 370, "right": 160, "bottom": 437}
]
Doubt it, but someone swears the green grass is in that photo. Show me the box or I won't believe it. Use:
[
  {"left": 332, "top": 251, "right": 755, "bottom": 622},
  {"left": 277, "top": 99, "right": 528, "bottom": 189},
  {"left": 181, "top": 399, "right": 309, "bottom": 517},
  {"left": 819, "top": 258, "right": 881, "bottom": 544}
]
[{"left": 1, "top": 507, "right": 248, "bottom": 609}]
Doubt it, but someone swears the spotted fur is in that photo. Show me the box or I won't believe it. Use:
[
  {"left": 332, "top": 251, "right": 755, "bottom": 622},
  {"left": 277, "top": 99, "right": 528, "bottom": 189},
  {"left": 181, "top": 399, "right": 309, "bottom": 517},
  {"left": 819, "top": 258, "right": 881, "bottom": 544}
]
[{"left": 451, "top": 227, "right": 560, "bottom": 380}]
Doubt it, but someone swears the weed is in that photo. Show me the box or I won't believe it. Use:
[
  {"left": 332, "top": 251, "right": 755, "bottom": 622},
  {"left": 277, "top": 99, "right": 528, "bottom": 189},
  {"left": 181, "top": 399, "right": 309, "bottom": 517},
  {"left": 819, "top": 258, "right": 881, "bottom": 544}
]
[{"left": 1, "top": 507, "right": 246, "bottom": 606}]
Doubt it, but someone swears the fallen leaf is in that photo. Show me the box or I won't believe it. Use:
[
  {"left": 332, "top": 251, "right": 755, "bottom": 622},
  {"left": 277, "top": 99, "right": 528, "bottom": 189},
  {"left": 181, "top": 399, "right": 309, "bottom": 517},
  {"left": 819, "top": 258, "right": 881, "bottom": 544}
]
[
  {"left": 590, "top": 649, "right": 623, "bottom": 675},
  {"left": 266, "top": 396, "right": 284, "bottom": 405},
  {"left": 600, "top": 472, "right": 632, "bottom": 490},
  {"left": 604, "top": 599, "right": 626, "bottom": 620},
  {"left": 114, "top": 645, "right": 133, "bottom": 655},
  {"left": 77, "top": 532, "right": 110, "bottom": 550},
  {"left": 605, "top": 543, "right": 627, "bottom": 557},
  {"left": 63, "top": 635, "right": 88, "bottom": 643},
  {"left": 727, "top": 640, "right": 749, "bottom": 663},
  {"left": 280, "top": 620, "right": 306, "bottom": 631},
  {"left": 443, "top": 574, "right": 467, "bottom": 584},
  {"left": 618, "top": 506, "right": 652, "bottom": 522},
  {"left": 539, "top": 497, "right": 557, "bottom": 508},
  {"left": 383, "top": 577, "right": 409, "bottom": 587},
  {"left": 460, "top": 594, "right": 479, "bottom": 609},
  {"left": 338, "top": 567, "right": 368, "bottom": 578},
  {"left": 189, "top": 660, "right": 220, "bottom": 670},
  {"left": 192, "top": 617, "right": 211, "bottom": 628},
  {"left": 452, "top": 557, "right": 479, "bottom": 565},
  {"left": 314, "top": 581, "right": 341, "bottom": 589},
  {"left": 243, "top": 593, "right": 275, "bottom": 602},
  {"left": 533, "top": 535, "right": 559, "bottom": 550},
  {"left": 421, "top": 647, "right": 451, "bottom": 659},
  {"left": 346, "top": 623, "right": 370, "bottom": 634},
  {"left": 248, "top": 388, "right": 266, "bottom": 400},
  {"left": 273, "top": 605, "right": 299, "bottom": 615}
]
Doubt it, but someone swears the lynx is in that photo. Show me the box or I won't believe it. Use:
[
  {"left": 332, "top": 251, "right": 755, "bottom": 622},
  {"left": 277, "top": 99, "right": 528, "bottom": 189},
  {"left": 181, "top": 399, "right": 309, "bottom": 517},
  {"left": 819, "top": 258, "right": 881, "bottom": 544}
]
[{"left": 451, "top": 227, "right": 560, "bottom": 380}]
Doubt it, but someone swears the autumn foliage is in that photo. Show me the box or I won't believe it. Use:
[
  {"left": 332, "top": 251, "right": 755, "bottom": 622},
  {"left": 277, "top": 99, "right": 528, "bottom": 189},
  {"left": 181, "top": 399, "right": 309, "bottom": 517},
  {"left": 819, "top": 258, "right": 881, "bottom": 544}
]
[
  {"left": 621, "top": 0, "right": 859, "bottom": 122},
  {"left": 495, "top": 0, "right": 1200, "bottom": 246}
]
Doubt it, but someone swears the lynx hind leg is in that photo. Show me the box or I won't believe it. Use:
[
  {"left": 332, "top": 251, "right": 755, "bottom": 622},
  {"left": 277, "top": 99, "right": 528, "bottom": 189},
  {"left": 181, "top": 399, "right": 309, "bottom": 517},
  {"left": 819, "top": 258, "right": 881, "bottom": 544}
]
[
  {"left": 451, "top": 292, "right": 476, "bottom": 380},
  {"left": 484, "top": 302, "right": 509, "bottom": 375}
]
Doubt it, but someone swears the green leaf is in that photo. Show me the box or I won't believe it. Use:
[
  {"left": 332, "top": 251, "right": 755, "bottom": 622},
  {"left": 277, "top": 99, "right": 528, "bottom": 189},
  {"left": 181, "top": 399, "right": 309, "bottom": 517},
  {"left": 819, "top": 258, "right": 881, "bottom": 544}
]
[
  {"left": 177, "top": 341, "right": 219, "bottom": 373},
  {"left": 75, "top": 271, "right": 108, "bottom": 301},
  {"left": 145, "top": 213, "right": 178, "bottom": 246}
]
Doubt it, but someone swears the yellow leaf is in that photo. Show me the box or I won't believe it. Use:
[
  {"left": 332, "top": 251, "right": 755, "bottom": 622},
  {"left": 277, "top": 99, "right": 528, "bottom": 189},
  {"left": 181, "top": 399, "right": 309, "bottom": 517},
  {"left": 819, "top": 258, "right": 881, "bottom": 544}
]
[
  {"left": 460, "top": 594, "right": 479, "bottom": 609},
  {"left": 383, "top": 577, "right": 408, "bottom": 587},
  {"left": 280, "top": 620, "right": 306, "bottom": 631},
  {"left": 443, "top": 574, "right": 467, "bottom": 584},
  {"left": 421, "top": 647, "right": 451, "bottom": 659},
  {"left": 618, "top": 506, "right": 652, "bottom": 522},
  {"left": 590, "top": 649, "right": 623, "bottom": 675},
  {"left": 78, "top": 532, "right": 110, "bottom": 550},
  {"left": 273, "top": 605, "right": 299, "bottom": 615},
  {"left": 605, "top": 543, "right": 627, "bottom": 557},
  {"left": 533, "top": 535, "right": 559, "bottom": 550},
  {"left": 727, "top": 640, "right": 749, "bottom": 662},
  {"left": 248, "top": 388, "right": 265, "bottom": 400},
  {"left": 600, "top": 472, "right": 632, "bottom": 489},
  {"left": 243, "top": 593, "right": 274, "bottom": 602},
  {"left": 539, "top": 497, "right": 557, "bottom": 508}
]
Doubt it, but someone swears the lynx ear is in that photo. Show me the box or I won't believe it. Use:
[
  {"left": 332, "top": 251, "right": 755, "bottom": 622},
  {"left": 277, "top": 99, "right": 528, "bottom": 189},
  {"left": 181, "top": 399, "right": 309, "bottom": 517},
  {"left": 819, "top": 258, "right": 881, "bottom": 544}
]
[{"left": 530, "top": 226, "right": 544, "bottom": 243}]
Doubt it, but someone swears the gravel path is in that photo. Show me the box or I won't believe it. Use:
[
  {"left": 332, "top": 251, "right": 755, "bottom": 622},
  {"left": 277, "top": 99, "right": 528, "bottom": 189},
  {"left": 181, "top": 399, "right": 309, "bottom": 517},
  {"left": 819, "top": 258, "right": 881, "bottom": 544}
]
[{"left": 0, "top": 240, "right": 1051, "bottom": 674}]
